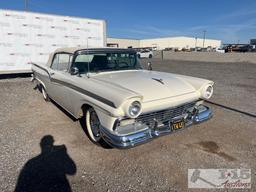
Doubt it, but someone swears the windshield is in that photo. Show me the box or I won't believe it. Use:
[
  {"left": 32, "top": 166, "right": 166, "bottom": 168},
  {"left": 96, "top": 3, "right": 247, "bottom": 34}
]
[{"left": 73, "top": 52, "right": 142, "bottom": 73}]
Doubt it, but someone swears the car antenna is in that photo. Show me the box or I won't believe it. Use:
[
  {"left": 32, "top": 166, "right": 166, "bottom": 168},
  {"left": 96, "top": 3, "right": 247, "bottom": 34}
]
[{"left": 86, "top": 37, "right": 90, "bottom": 78}]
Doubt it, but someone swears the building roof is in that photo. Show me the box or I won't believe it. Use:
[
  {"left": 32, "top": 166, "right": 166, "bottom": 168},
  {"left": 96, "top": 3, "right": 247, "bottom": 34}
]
[{"left": 108, "top": 36, "right": 221, "bottom": 42}]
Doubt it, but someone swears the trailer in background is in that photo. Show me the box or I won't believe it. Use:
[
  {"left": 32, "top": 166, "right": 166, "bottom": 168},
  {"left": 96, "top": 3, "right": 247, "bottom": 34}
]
[{"left": 0, "top": 9, "right": 106, "bottom": 74}]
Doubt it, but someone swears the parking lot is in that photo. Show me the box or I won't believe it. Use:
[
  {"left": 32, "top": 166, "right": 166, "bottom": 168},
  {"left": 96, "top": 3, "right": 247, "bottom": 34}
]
[{"left": 0, "top": 58, "right": 255, "bottom": 191}]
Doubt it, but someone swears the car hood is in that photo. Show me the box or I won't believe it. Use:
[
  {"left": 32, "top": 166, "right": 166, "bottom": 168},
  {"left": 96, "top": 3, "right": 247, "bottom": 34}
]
[{"left": 91, "top": 70, "right": 198, "bottom": 102}]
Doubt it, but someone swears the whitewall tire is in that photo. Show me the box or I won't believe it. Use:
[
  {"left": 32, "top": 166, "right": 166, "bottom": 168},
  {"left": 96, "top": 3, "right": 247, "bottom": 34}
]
[
  {"left": 41, "top": 86, "right": 49, "bottom": 101},
  {"left": 85, "top": 108, "right": 101, "bottom": 142}
]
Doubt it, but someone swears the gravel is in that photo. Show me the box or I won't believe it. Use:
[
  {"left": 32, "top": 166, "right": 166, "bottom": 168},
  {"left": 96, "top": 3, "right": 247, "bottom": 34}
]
[{"left": 0, "top": 59, "right": 255, "bottom": 191}]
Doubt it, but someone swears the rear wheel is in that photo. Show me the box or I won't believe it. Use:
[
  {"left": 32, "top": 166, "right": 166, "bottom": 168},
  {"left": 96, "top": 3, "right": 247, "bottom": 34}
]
[
  {"left": 149, "top": 54, "right": 153, "bottom": 58},
  {"left": 86, "top": 108, "right": 102, "bottom": 142}
]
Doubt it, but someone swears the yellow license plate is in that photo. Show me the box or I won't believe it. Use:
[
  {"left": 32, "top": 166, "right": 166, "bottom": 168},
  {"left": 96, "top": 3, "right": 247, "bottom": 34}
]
[{"left": 172, "top": 120, "right": 184, "bottom": 130}]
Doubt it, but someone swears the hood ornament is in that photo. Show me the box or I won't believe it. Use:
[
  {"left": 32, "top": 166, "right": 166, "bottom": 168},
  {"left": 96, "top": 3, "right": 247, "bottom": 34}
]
[{"left": 152, "top": 78, "right": 164, "bottom": 85}]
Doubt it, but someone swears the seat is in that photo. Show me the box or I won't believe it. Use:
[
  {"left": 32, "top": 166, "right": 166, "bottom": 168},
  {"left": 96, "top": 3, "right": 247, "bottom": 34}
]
[
  {"left": 73, "top": 62, "right": 88, "bottom": 73},
  {"left": 90, "top": 55, "right": 108, "bottom": 71}
]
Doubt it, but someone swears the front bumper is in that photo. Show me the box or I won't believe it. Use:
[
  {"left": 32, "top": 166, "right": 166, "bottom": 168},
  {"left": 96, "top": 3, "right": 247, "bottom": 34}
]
[{"left": 100, "top": 105, "right": 213, "bottom": 149}]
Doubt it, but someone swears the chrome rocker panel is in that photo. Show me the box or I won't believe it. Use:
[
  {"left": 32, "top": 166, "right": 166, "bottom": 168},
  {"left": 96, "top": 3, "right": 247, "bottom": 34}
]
[{"left": 100, "top": 105, "right": 213, "bottom": 149}]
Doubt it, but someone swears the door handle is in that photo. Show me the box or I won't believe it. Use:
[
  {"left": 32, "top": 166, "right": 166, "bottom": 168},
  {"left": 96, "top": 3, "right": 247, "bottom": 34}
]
[{"left": 50, "top": 72, "right": 55, "bottom": 76}]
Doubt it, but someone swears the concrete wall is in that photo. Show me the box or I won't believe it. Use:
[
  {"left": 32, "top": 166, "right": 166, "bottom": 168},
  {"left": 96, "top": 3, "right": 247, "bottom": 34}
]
[
  {"left": 107, "top": 38, "right": 140, "bottom": 48},
  {"left": 152, "top": 51, "right": 256, "bottom": 63}
]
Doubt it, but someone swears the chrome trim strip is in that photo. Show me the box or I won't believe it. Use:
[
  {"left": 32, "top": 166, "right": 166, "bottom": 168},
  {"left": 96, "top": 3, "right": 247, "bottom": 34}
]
[
  {"left": 31, "top": 63, "right": 51, "bottom": 78},
  {"left": 50, "top": 78, "right": 116, "bottom": 108},
  {"left": 32, "top": 63, "right": 116, "bottom": 108},
  {"left": 75, "top": 48, "right": 137, "bottom": 55}
]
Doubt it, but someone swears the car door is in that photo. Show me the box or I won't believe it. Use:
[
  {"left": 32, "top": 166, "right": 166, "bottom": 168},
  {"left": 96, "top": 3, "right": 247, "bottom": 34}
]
[
  {"left": 141, "top": 50, "right": 149, "bottom": 58},
  {"left": 48, "top": 53, "right": 73, "bottom": 109},
  {"left": 140, "top": 50, "right": 145, "bottom": 58},
  {"left": 144, "top": 50, "right": 150, "bottom": 58}
]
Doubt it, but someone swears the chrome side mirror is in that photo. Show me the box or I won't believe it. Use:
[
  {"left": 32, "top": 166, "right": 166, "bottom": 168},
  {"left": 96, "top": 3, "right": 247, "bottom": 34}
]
[
  {"left": 147, "top": 62, "right": 152, "bottom": 71},
  {"left": 70, "top": 67, "right": 79, "bottom": 75}
]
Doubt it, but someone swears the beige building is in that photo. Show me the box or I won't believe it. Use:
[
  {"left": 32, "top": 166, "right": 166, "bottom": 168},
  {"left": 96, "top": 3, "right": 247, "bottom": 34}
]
[
  {"left": 107, "top": 38, "right": 140, "bottom": 48},
  {"left": 107, "top": 36, "right": 221, "bottom": 50}
]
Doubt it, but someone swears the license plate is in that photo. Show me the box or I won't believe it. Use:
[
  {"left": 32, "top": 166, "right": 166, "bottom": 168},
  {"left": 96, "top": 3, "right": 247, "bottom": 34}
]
[{"left": 171, "top": 120, "right": 184, "bottom": 131}]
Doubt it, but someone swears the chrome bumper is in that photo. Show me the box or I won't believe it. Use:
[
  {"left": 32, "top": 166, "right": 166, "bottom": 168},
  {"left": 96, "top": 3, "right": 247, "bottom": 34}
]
[{"left": 100, "top": 105, "right": 213, "bottom": 149}]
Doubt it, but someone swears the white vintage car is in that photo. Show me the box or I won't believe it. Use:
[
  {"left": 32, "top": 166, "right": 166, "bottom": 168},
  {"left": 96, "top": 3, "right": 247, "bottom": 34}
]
[{"left": 32, "top": 47, "right": 213, "bottom": 148}]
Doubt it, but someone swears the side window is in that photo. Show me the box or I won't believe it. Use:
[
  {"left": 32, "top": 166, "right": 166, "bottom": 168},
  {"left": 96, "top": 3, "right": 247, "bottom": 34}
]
[
  {"left": 51, "top": 53, "right": 72, "bottom": 71},
  {"left": 58, "top": 54, "right": 70, "bottom": 71},
  {"left": 73, "top": 54, "right": 94, "bottom": 73},
  {"left": 51, "top": 54, "right": 59, "bottom": 70}
]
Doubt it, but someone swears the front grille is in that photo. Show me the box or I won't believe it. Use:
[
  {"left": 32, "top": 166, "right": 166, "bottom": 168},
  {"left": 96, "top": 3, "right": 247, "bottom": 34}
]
[{"left": 135, "top": 101, "right": 196, "bottom": 128}]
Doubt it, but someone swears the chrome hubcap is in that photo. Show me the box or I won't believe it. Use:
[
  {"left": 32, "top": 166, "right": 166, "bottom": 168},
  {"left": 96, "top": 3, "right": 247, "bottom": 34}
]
[{"left": 90, "top": 111, "right": 101, "bottom": 138}]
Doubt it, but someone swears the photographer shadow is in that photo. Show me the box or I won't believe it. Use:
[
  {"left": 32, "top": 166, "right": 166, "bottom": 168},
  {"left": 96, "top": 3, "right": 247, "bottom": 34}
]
[{"left": 15, "top": 135, "right": 76, "bottom": 192}]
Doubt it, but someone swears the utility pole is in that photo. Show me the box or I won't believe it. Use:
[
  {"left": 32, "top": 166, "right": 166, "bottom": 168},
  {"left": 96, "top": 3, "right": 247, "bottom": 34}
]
[
  {"left": 25, "top": 0, "right": 28, "bottom": 11},
  {"left": 203, "top": 30, "right": 206, "bottom": 48}
]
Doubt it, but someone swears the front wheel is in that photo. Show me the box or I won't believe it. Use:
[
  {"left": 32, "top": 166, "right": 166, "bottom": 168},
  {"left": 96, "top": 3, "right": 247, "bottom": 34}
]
[{"left": 85, "top": 108, "right": 102, "bottom": 142}]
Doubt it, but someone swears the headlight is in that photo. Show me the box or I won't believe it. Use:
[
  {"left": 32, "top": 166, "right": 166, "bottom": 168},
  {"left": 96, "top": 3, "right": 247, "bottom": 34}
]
[
  {"left": 127, "top": 101, "right": 142, "bottom": 118},
  {"left": 201, "top": 84, "right": 213, "bottom": 99}
]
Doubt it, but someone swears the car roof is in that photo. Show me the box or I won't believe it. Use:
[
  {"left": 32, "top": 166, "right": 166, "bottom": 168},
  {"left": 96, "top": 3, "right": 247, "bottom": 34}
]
[
  {"left": 46, "top": 47, "right": 137, "bottom": 67},
  {"left": 54, "top": 47, "right": 136, "bottom": 54}
]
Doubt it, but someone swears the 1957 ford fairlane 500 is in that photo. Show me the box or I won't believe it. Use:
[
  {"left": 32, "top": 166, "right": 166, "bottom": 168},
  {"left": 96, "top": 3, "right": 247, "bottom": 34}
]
[{"left": 31, "top": 47, "right": 214, "bottom": 148}]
